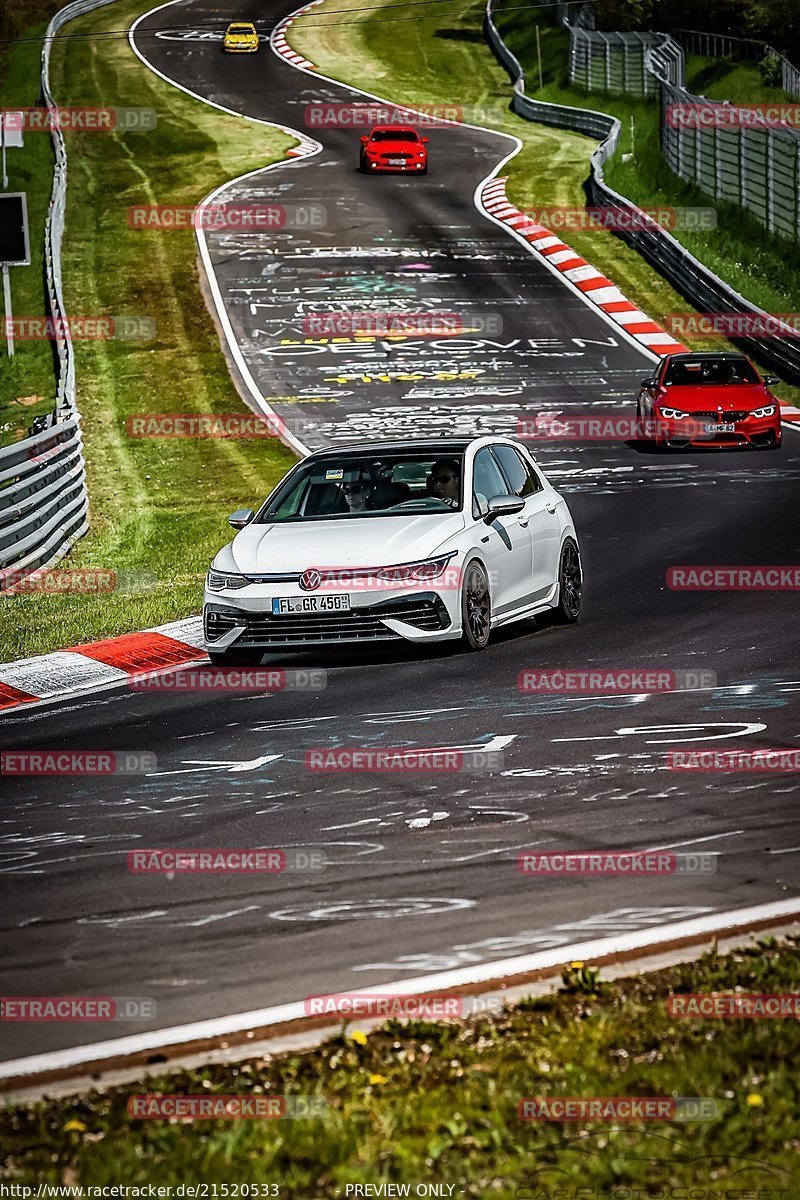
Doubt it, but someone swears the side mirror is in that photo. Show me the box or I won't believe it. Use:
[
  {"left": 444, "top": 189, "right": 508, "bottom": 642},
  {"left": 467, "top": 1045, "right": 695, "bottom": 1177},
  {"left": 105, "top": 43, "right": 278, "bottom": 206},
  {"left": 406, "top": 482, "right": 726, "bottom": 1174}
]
[
  {"left": 360, "top": 135, "right": 369, "bottom": 143},
  {"left": 229, "top": 507, "right": 254, "bottom": 530},
  {"left": 763, "top": 375, "right": 780, "bottom": 386},
  {"left": 640, "top": 377, "right": 658, "bottom": 388},
  {"left": 484, "top": 494, "right": 525, "bottom": 523},
  {"left": 422, "top": 136, "right": 429, "bottom": 143}
]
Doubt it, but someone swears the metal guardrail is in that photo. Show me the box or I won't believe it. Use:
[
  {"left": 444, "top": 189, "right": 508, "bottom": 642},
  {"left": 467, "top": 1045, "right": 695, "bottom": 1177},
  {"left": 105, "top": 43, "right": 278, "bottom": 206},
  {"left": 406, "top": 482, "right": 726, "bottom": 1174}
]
[
  {"left": 0, "top": 0, "right": 117, "bottom": 589},
  {"left": 484, "top": 0, "right": 800, "bottom": 382},
  {"left": 0, "top": 416, "right": 88, "bottom": 583}
]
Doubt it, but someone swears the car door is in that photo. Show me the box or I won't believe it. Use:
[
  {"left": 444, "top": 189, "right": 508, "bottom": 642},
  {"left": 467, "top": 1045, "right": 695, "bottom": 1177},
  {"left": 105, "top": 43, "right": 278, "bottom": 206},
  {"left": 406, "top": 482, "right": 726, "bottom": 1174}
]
[
  {"left": 471, "top": 446, "right": 533, "bottom": 614},
  {"left": 492, "top": 444, "right": 561, "bottom": 602}
]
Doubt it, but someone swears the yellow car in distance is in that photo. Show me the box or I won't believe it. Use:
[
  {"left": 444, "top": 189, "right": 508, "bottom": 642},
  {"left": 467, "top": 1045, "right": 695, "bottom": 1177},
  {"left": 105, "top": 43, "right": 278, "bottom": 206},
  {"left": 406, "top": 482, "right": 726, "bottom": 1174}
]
[{"left": 223, "top": 21, "right": 259, "bottom": 52}]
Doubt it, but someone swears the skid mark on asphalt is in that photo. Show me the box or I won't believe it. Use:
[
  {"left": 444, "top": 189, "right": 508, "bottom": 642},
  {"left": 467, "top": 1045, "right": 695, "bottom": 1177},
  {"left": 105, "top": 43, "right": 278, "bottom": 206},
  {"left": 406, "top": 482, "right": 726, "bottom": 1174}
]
[{"left": 349, "top": 905, "right": 714, "bottom": 972}]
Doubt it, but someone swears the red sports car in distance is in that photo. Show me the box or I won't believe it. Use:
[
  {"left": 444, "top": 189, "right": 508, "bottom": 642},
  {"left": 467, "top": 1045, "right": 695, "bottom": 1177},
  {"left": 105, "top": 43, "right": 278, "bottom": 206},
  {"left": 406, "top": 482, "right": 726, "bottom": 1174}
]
[
  {"left": 637, "top": 352, "right": 782, "bottom": 450},
  {"left": 359, "top": 126, "right": 428, "bottom": 174}
]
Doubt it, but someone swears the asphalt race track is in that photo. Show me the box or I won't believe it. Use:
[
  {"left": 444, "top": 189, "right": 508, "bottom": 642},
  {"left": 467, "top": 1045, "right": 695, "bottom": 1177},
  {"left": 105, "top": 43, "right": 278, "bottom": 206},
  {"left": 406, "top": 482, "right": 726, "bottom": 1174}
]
[{"left": 1, "top": 0, "right": 799, "bottom": 1065}]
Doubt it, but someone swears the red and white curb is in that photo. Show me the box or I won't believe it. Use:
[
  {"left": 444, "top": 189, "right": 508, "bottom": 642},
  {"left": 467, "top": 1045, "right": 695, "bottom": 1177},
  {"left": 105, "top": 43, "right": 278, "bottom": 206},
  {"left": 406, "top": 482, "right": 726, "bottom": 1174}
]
[
  {"left": 271, "top": 0, "right": 323, "bottom": 71},
  {"left": 482, "top": 176, "right": 688, "bottom": 357},
  {"left": 0, "top": 617, "right": 204, "bottom": 713}
]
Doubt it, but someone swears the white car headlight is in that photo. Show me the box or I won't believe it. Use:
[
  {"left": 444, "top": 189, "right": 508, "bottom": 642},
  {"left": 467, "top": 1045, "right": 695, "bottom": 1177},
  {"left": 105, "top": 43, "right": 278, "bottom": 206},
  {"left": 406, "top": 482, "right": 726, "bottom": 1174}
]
[
  {"left": 750, "top": 405, "right": 775, "bottom": 418},
  {"left": 206, "top": 569, "right": 248, "bottom": 591},
  {"left": 659, "top": 407, "right": 690, "bottom": 420},
  {"left": 377, "top": 553, "right": 456, "bottom": 583}
]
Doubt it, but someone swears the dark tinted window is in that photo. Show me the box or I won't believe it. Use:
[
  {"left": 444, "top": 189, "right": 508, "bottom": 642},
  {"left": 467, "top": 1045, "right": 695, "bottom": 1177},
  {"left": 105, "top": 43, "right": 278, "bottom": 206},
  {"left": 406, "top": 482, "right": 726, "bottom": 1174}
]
[
  {"left": 370, "top": 129, "right": 419, "bottom": 143},
  {"left": 492, "top": 445, "right": 542, "bottom": 497},
  {"left": 664, "top": 358, "right": 757, "bottom": 386}
]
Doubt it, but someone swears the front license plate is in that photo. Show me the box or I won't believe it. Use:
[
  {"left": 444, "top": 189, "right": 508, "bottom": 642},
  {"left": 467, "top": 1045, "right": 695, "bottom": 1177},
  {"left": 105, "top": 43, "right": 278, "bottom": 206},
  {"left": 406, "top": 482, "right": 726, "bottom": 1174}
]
[
  {"left": 272, "top": 595, "right": 350, "bottom": 615},
  {"left": 388, "top": 158, "right": 406, "bottom": 165},
  {"left": 704, "top": 423, "right": 736, "bottom": 433}
]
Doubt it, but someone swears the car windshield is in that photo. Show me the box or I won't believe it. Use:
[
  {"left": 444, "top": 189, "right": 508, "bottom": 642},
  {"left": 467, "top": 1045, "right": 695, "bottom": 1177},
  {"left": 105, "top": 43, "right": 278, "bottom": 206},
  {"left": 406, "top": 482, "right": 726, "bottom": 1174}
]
[
  {"left": 370, "top": 129, "right": 419, "bottom": 143},
  {"left": 229, "top": 24, "right": 253, "bottom": 31},
  {"left": 664, "top": 358, "right": 758, "bottom": 386},
  {"left": 257, "top": 453, "right": 464, "bottom": 522}
]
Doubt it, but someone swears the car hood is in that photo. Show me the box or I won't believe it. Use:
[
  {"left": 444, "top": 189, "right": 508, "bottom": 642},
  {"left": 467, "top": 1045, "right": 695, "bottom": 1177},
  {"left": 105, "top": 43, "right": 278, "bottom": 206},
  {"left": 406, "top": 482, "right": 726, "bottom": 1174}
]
[
  {"left": 222, "top": 513, "right": 465, "bottom": 574},
  {"left": 660, "top": 384, "right": 774, "bottom": 412}
]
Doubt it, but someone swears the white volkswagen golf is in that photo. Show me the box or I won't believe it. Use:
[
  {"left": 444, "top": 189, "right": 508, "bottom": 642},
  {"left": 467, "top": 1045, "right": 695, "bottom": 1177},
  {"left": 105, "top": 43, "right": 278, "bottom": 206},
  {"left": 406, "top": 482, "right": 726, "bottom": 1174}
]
[{"left": 203, "top": 436, "right": 582, "bottom": 663}]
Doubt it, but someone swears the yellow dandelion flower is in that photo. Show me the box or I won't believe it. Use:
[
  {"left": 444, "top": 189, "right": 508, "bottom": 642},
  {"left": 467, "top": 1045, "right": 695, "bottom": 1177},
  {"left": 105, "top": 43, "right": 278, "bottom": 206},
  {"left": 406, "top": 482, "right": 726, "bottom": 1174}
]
[
  {"left": 746, "top": 1093, "right": 763, "bottom": 1107},
  {"left": 350, "top": 1030, "right": 368, "bottom": 1046}
]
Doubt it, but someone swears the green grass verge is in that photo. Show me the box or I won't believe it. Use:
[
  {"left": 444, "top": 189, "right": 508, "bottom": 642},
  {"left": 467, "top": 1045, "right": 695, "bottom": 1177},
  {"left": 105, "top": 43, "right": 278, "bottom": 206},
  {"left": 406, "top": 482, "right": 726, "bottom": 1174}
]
[
  {"left": 288, "top": 0, "right": 800, "bottom": 417},
  {"left": 685, "top": 54, "right": 796, "bottom": 105},
  {"left": 0, "top": 0, "right": 298, "bottom": 663},
  {"left": 0, "top": 20, "right": 63, "bottom": 445},
  {"left": 3, "top": 938, "right": 799, "bottom": 1193}
]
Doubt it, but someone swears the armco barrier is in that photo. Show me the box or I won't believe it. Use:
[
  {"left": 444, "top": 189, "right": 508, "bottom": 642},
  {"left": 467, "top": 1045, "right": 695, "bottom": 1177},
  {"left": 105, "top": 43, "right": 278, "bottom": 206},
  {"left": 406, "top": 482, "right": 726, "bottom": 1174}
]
[
  {"left": 1, "top": 0, "right": 117, "bottom": 587},
  {"left": 484, "top": 0, "right": 800, "bottom": 382},
  {"left": 0, "top": 416, "right": 88, "bottom": 586}
]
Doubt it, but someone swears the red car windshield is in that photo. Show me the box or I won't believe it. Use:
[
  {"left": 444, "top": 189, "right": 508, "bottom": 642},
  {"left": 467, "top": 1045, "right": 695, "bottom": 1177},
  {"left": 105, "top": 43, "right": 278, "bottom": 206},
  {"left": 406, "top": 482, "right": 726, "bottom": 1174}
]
[
  {"left": 664, "top": 359, "right": 759, "bottom": 386},
  {"left": 369, "top": 129, "right": 420, "bottom": 143}
]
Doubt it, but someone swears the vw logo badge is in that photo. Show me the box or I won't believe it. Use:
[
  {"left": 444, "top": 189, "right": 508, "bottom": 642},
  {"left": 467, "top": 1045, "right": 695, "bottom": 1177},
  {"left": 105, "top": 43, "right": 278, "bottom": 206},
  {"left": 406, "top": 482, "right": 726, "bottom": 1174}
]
[{"left": 300, "top": 569, "right": 322, "bottom": 592}]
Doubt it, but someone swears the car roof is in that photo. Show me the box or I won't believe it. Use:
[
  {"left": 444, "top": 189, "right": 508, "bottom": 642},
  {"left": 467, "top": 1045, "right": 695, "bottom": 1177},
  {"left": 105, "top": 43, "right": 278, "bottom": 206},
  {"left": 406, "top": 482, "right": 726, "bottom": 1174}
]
[
  {"left": 306, "top": 439, "right": 478, "bottom": 458},
  {"left": 663, "top": 351, "right": 751, "bottom": 363}
]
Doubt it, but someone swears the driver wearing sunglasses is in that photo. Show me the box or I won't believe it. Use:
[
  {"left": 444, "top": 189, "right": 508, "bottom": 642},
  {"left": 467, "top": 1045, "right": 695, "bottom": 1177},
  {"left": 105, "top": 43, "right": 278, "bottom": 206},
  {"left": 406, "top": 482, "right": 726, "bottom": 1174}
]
[
  {"left": 339, "top": 476, "right": 374, "bottom": 513},
  {"left": 428, "top": 459, "right": 461, "bottom": 509}
]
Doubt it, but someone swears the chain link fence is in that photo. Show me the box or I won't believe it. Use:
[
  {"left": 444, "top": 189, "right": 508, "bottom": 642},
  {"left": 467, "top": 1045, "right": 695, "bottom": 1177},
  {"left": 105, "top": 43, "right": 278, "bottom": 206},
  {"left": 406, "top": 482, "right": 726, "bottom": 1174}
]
[
  {"left": 484, "top": 0, "right": 800, "bottom": 381},
  {"left": 561, "top": 18, "right": 800, "bottom": 245}
]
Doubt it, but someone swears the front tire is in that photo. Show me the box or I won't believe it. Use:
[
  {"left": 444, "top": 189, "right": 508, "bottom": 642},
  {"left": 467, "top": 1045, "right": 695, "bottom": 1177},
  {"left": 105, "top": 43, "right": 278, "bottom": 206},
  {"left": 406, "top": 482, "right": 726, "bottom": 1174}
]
[
  {"left": 552, "top": 538, "right": 582, "bottom": 624},
  {"left": 460, "top": 559, "right": 491, "bottom": 651},
  {"left": 208, "top": 647, "right": 264, "bottom": 666}
]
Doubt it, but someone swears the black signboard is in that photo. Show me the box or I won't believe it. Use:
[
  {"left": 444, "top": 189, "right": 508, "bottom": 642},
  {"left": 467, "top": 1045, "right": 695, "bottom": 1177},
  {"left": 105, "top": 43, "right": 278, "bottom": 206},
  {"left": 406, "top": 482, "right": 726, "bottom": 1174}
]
[{"left": 0, "top": 192, "right": 30, "bottom": 265}]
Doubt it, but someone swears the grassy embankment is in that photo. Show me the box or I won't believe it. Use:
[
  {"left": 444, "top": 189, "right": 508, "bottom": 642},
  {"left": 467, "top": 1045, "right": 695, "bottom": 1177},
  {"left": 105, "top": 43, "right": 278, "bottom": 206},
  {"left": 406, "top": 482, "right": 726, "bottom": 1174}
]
[{"left": 2, "top": 938, "right": 798, "bottom": 1194}]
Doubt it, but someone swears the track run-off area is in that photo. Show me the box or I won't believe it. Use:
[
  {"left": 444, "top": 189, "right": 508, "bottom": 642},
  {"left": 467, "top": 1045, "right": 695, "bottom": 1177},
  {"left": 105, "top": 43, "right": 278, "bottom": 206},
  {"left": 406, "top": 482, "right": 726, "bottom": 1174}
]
[{"left": 1, "top": 0, "right": 799, "bottom": 1081}]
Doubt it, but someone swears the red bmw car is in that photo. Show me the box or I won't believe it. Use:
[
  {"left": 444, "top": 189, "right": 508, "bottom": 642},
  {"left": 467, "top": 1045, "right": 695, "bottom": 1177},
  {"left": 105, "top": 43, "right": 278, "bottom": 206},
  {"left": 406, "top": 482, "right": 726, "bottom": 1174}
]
[
  {"left": 359, "top": 126, "right": 428, "bottom": 174},
  {"left": 637, "top": 352, "right": 782, "bottom": 450}
]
